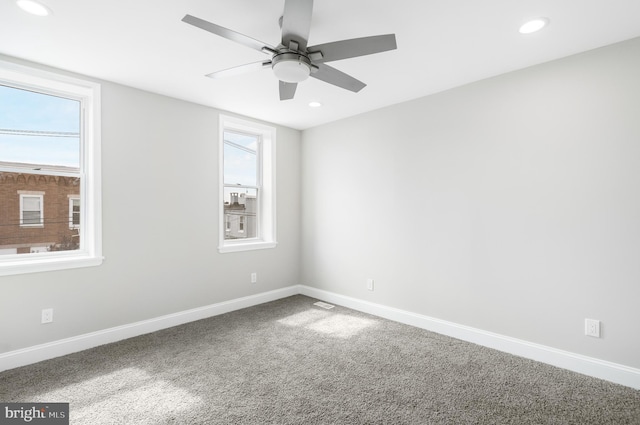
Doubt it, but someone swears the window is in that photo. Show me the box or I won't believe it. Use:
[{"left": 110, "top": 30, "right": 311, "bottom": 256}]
[
  {"left": 19, "top": 193, "right": 44, "bottom": 227},
  {"left": 219, "top": 115, "right": 276, "bottom": 253},
  {"left": 69, "top": 196, "right": 80, "bottom": 229},
  {"left": 0, "top": 59, "right": 102, "bottom": 276}
]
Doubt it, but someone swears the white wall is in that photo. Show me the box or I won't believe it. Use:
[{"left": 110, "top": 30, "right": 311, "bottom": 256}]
[
  {"left": 0, "top": 56, "right": 301, "bottom": 353},
  {"left": 301, "top": 37, "right": 640, "bottom": 369}
]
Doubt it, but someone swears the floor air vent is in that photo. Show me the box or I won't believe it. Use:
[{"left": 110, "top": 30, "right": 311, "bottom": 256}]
[{"left": 313, "top": 301, "right": 335, "bottom": 310}]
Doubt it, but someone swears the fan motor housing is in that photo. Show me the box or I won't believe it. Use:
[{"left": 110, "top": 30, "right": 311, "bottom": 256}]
[{"left": 271, "top": 52, "right": 312, "bottom": 83}]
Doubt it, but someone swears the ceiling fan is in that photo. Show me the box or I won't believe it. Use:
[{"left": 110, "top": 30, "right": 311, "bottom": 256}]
[{"left": 182, "top": 0, "right": 397, "bottom": 100}]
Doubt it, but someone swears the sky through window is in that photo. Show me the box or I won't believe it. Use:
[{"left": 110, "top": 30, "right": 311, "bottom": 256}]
[{"left": 0, "top": 84, "right": 80, "bottom": 168}]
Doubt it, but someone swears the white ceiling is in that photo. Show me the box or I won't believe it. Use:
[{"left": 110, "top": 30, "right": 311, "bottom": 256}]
[{"left": 2, "top": 0, "right": 640, "bottom": 130}]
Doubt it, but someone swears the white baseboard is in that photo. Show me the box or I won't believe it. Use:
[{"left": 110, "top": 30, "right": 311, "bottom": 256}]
[
  {"left": 0, "top": 286, "right": 298, "bottom": 372},
  {"left": 298, "top": 285, "right": 640, "bottom": 390},
  {"left": 3, "top": 284, "right": 639, "bottom": 390}
]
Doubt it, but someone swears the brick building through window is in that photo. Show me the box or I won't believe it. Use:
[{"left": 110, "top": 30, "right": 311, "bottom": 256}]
[{"left": 0, "top": 162, "right": 80, "bottom": 255}]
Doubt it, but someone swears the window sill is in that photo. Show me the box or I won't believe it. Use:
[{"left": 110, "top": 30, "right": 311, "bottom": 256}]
[
  {"left": 0, "top": 253, "right": 104, "bottom": 276},
  {"left": 218, "top": 240, "right": 277, "bottom": 254}
]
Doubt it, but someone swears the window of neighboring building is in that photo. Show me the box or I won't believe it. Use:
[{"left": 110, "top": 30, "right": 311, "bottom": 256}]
[
  {"left": 238, "top": 215, "right": 245, "bottom": 233},
  {"left": 0, "top": 59, "right": 102, "bottom": 276},
  {"left": 219, "top": 115, "right": 276, "bottom": 253},
  {"left": 69, "top": 196, "right": 80, "bottom": 229},
  {"left": 19, "top": 193, "right": 44, "bottom": 227}
]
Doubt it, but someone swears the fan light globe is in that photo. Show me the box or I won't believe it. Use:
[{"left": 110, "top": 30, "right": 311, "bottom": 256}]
[{"left": 273, "top": 60, "right": 311, "bottom": 83}]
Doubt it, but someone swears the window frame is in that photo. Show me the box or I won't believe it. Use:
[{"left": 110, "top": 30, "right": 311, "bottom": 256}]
[
  {"left": 0, "top": 59, "right": 102, "bottom": 276},
  {"left": 219, "top": 115, "right": 276, "bottom": 253}
]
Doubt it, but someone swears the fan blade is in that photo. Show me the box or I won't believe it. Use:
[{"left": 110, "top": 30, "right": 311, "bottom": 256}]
[
  {"left": 307, "top": 34, "right": 397, "bottom": 64},
  {"left": 206, "top": 61, "right": 272, "bottom": 79},
  {"left": 279, "top": 81, "right": 297, "bottom": 100},
  {"left": 182, "top": 14, "right": 275, "bottom": 53},
  {"left": 281, "top": 0, "right": 314, "bottom": 50},
  {"left": 311, "top": 64, "right": 366, "bottom": 93}
]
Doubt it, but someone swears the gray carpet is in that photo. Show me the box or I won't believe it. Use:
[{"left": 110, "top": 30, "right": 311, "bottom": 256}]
[{"left": 1, "top": 295, "right": 639, "bottom": 424}]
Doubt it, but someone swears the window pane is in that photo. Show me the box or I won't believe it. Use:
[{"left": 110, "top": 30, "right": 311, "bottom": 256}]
[
  {"left": 0, "top": 85, "right": 80, "bottom": 169},
  {"left": 23, "top": 196, "right": 40, "bottom": 211},
  {"left": 223, "top": 131, "right": 258, "bottom": 187},
  {"left": 23, "top": 211, "right": 41, "bottom": 225},
  {"left": 223, "top": 188, "right": 257, "bottom": 240},
  {"left": 224, "top": 130, "right": 258, "bottom": 151},
  {"left": 0, "top": 84, "right": 81, "bottom": 256}
]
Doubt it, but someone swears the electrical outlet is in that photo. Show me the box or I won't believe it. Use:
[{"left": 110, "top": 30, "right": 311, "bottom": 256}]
[
  {"left": 366, "top": 278, "right": 374, "bottom": 291},
  {"left": 585, "top": 318, "right": 600, "bottom": 338},
  {"left": 251, "top": 272, "right": 257, "bottom": 284},
  {"left": 41, "top": 308, "right": 53, "bottom": 324}
]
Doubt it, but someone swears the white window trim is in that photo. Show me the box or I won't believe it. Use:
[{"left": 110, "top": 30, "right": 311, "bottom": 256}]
[
  {"left": 19, "top": 193, "right": 44, "bottom": 227},
  {"left": 0, "top": 59, "right": 103, "bottom": 276},
  {"left": 219, "top": 115, "right": 276, "bottom": 253}
]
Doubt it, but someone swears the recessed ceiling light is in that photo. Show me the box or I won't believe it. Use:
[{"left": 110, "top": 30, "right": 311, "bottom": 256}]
[
  {"left": 519, "top": 17, "right": 549, "bottom": 34},
  {"left": 309, "top": 101, "right": 322, "bottom": 108},
  {"left": 16, "top": 0, "right": 52, "bottom": 16}
]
